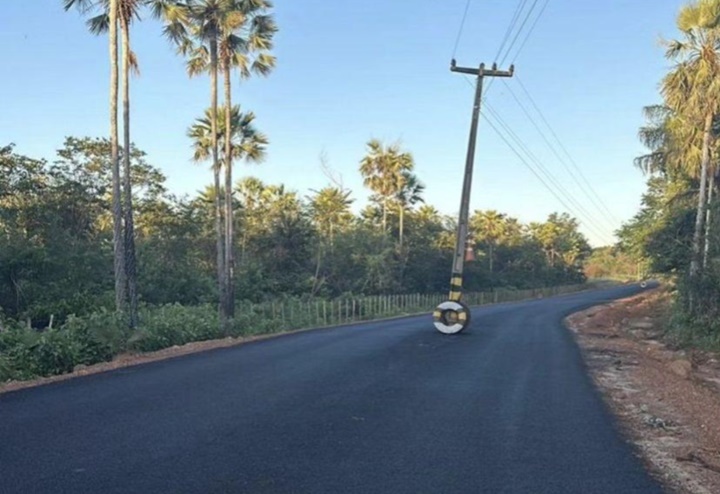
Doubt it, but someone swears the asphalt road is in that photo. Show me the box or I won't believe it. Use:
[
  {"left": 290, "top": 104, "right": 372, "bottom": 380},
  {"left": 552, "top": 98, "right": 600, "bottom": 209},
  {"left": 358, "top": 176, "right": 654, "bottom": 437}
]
[{"left": 0, "top": 285, "right": 664, "bottom": 494}]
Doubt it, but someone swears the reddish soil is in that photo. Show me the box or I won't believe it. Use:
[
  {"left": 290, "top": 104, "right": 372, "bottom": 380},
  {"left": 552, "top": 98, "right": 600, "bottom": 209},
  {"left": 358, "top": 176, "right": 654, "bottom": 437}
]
[{"left": 567, "top": 289, "right": 720, "bottom": 494}]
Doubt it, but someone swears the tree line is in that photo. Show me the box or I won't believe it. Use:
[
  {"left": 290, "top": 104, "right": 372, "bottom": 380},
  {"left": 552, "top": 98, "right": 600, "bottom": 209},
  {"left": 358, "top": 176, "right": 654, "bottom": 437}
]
[
  {"left": 0, "top": 137, "right": 590, "bottom": 328},
  {"left": 619, "top": 0, "right": 720, "bottom": 346}
]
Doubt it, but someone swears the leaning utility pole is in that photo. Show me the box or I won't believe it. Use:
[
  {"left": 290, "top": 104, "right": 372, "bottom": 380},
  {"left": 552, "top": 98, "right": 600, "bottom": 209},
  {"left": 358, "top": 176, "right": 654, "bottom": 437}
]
[{"left": 433, "top": 60, "right": 514, "bottom": 335}]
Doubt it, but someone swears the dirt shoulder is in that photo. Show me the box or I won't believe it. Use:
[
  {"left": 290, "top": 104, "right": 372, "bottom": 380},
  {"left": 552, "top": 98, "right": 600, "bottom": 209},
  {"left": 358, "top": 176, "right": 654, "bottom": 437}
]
[{"left": 566, "top": 289, "right": 720, "bottom": 494}]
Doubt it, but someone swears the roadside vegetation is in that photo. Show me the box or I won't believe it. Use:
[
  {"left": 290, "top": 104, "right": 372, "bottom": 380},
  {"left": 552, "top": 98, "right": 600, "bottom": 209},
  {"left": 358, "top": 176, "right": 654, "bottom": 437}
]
[{"left": 618, "top": 0, "right": 720, "bottom": 351}]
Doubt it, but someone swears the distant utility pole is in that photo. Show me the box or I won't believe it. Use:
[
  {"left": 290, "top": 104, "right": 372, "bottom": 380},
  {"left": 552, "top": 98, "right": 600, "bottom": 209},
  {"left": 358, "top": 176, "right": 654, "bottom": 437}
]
[{"left": 433, "top": 60, "right": 514, "bottom": 335}]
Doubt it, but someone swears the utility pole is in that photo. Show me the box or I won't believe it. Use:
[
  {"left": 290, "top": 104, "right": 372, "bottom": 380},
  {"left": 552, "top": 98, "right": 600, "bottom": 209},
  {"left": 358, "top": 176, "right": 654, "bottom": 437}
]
[{"left": 433, "top": 60, "right": 514, "bottom": 335}]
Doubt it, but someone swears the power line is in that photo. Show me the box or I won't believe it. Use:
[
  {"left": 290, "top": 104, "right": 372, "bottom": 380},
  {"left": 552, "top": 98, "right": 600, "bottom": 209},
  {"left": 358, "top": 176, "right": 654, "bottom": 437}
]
[
  {"left": 482, "top": 110, "right": 613, "bottom": 244},
  {"left": 483, "top": 102, "right": 615, "bottom": 244},
  {"left": 451, "top": 0, "right": 473, "bottom": 60},
  {"left": 500, "top": 78, "right": 618, "bottom": 230},
  {"left": 459, "top": 77, "right": 614, "bottom": 244},
  {"left": 514, "top": 75, "right": 622, "bottom": 223},
  {"left": 485, "top": 0, "right": 543, "bottom": 98},
  {"left": 510, "top": 0, "right": 551, "bottom": 63},
  {"left": 497, "top": 0, "right": 541, "bottom": 68},
  {"left": 493, "top": 0, "right": 528, "bottom": 64}
]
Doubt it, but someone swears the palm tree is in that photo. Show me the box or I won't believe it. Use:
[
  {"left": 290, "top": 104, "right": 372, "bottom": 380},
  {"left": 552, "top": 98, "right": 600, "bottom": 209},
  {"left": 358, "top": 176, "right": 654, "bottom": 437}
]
[
  {"left": 161, "top": 0, "right": 228, "bottom": 320},
  {"left": 218, "top": 0, "right": 275, "bottom": 317},
  {"left": 162, "top": 0, "right": 275, "bottom": 319},
  {"left": 64, "top": 0, "right": 153, "bottom": 326},
  {"left": 704, "top": 165, "right": 718, "bottom": 267},
  {"left": 308, "top": 187, "right": 354, "bottom": 246},
  {"left": 393, "top": 171, "right": 425, "bottom": 249},
  {"left": 188, "top": 105, "right": 268, "bottom": 273},
  {"left": 470, "top": 210, "right": 508, "bottom": 273},
  {"left": 235, "top": 176, "right": 266, "bottom": 264},
  {"left": 662, "top": 0, "right": 720, "bottom": 276},
  {"left": 64, "top": 0, "right": 126, "bottom": 314},
  {"left": 188, "top": 105, "right": 268, "bottom": 162},
  {"left": 307, "top": 186, "right": 353, "bottom": 295},
  {"left": 117, "top": 0, "right": 143, "bottom": 327},
  {"left": 359, "top": 139, "right": 414, "bottom": 235},
  {"left": 635, "top": 105, "right": 678, "bottom": 177}
]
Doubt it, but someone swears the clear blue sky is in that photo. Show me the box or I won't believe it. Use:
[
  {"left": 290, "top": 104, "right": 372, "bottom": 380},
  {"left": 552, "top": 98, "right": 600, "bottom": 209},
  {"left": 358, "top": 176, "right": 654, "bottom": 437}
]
[{"left": 0, "top": 0, "right": 685, "bottom": 246}]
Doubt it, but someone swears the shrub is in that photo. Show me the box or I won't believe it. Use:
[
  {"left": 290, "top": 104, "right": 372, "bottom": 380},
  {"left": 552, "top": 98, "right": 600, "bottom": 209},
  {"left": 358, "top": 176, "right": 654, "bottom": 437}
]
[
  {"left": 128, "top": 304, "right": 221, "bottom": 352},
  {"left": 62, "top": 310, "right": 129, "bottom": 365}
]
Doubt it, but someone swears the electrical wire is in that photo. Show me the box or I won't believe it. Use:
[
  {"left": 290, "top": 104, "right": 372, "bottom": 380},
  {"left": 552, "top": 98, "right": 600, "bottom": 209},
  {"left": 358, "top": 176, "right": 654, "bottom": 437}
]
[
  {"left": 485, "top": 0, "right": 549, "bottom": 98},
  {"left": 514, "top": 75, "right": 621, "bottom": 223},
  {"left": 493, "top": 0, "right": 528, "bottom": 64},
  {"left": 509, "top": 0, "right": 551, "bottom": 63},
  {"left": 483, "top": 102, "right": 615, "bottom": 244},
  {"left": 497, "top": 0, "right": 541, "bottom": 67},
  {"left": 500, "top": 78, "right": 618, "bottom": 230},
  {"left": 460, "top": 77, "right": 615, "bottom": 244},
  {"left": 451, "top": 0, "right": 472, "bottom": 60}
]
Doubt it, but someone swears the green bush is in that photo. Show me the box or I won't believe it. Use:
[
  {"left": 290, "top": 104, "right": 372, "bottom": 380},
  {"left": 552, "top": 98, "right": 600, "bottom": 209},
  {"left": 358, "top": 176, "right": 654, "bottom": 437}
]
[
  {"left": 0, "top": 328, "right": 42, "bottom": 381},
  {"left": 128, "top": 304, "right": 221, "bottom": 352},
  {"left": 62, "top": 310, "right": 129, "bottom": 365},
  {"left": 30, "top": 329, "right": 81, "bottom": 377}
]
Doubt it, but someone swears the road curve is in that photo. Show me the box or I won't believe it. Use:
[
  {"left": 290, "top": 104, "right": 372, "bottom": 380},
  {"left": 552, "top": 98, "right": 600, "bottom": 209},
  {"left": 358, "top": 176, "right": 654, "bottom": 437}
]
[{"left": 0, "top": 285, "right": 663, "bottom": 493}]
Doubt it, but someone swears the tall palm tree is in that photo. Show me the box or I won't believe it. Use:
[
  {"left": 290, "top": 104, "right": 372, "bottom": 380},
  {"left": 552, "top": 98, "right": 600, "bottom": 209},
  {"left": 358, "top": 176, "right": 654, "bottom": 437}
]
[
  {"left": 393, "top": 171, "right": 425, "bottom": 249},
  {"left": 64, "top": 0, "right": 126, "bottom": 314},
  {"left": 117, "top": 0, "right": 143, "bottom": 327},
  {"left": 65, "top": 0, "right": 150, "bottom": 326},
  {"left": 218, "top": 0, "right": 275, "bottom": 317},
  {"left": 161, "top": 0, "right": 275, "bottom": 319},
  {"left": 662, "top": 0, "right": 720, "bottom": 276},
  {"left": 161, "top": 0, "right": 228, "bottom": 320},
  {"left": 359, "top": 139, "right": 414, "bottom": 235}
]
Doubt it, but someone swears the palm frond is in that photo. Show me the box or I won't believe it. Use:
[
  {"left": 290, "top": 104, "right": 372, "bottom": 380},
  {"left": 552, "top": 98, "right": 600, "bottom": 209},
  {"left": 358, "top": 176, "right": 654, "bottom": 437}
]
[{"left": 87, "top": 12, "right": 110, "bottom": 35}]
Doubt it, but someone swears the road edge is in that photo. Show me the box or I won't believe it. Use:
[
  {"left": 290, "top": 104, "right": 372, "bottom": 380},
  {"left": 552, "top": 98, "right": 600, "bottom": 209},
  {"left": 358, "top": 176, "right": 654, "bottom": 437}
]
[{"left": 0, "top": 284, "right": 613, "bottom": 396}]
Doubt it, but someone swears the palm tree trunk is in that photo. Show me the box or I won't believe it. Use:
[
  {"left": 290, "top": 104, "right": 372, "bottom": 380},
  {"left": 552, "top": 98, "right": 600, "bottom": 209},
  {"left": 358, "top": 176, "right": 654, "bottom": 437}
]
[
  {"left": 489, "top": 243, "right": 494, "bottom": 273},
  {"left": 223, "top": 60, "right": 234, "bottom": 319},
  {"left": 210, "top": 37, "right": 226, "bottom": 323},
  {"left": 704, "top": 170, "right": 716, "bottom": 269},
  {"left": 382, "top": 200, "right": 387, "bottom": 235},
  {"left": 311, "top": 244, "right": 323, "bottom": 296},
  {"left": 690, "top": 112, "right": 713, "bottom": 277},
  {"left": 399, "top": 204, "right": 404, "bottom": 249},
  {"left": 109, "top": 0, "right": 126, "bottom": 314},
  {"left": 121, "top": 16, "right": 138, "bottom": 328}
]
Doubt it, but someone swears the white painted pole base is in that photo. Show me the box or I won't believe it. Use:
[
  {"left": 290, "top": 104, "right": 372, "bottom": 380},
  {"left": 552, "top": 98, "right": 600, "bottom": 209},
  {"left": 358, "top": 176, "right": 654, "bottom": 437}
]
[{"left": 433, "top": 300, "right": 471, "bottom": 334}]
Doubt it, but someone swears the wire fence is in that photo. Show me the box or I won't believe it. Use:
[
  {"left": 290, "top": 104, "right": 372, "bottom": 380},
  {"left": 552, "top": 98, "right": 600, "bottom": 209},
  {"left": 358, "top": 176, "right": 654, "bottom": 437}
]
[{"left": 233, "top": 284, "right": 588, "bottom": 336}]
